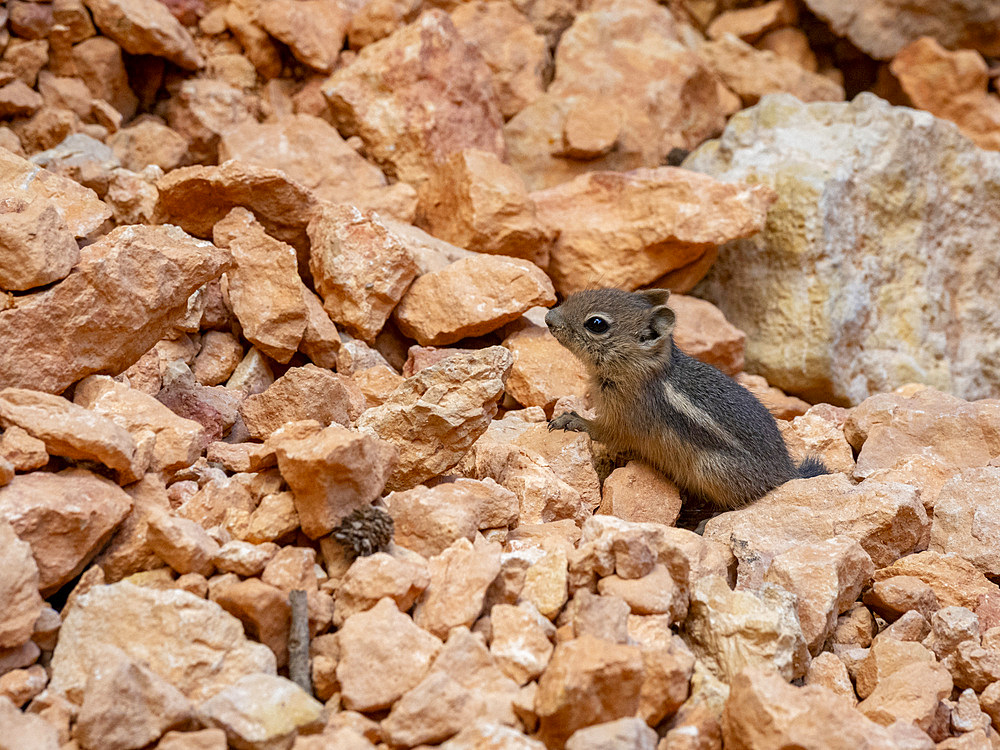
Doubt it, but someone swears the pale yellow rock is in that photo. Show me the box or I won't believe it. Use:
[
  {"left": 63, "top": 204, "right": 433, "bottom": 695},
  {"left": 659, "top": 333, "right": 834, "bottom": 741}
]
[{"left": 521, "top": 547, "right": 568, "bottom": 620}]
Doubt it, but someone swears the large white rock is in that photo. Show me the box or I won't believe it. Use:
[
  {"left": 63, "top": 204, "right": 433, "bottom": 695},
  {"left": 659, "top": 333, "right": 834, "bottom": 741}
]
[{"left": 686, "top": 93, "right": 1000, "bottom": 405}]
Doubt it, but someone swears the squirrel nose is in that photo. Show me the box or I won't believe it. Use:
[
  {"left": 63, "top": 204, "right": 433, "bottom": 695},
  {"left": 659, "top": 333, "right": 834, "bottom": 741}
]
[{"left": 544, "top": 308, "right": 563, "bottom": 329}]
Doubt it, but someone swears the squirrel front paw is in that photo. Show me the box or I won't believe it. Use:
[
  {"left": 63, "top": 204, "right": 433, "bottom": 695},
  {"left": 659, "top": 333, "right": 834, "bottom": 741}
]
[{"left": 548, "top": 411, "right": 589, "bottom": 433}]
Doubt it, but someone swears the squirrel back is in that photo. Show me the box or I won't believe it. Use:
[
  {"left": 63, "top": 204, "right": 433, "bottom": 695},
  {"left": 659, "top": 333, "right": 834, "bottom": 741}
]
[{"left": 546, "top": 288, "right": 826, "bottom": 509}]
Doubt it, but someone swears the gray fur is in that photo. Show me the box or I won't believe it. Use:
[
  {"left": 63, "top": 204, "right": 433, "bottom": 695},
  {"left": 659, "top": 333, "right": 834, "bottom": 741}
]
[{"left": 546, "top": 288, "right": 827, "bottom": 509}]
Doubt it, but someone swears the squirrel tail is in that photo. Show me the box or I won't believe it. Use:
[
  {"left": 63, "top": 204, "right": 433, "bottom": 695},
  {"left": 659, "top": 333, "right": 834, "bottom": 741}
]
[{"left": 797, "top": 456, "right": 829, "bottom": 478}]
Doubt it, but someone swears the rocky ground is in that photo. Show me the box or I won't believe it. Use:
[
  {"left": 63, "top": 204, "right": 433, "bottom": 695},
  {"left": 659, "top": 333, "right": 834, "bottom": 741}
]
[{"left": 2, "top": 0, "right": 1000, "bottom": 748}]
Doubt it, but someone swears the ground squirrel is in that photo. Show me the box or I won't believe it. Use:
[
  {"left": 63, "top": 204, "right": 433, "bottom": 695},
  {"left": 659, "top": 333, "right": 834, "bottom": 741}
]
[{"left": 546, "top": 288, "right": 826, "bottom": 509}]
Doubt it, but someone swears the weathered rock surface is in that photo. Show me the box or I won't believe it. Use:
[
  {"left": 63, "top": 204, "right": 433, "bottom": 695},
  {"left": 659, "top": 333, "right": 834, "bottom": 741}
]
[
  {"left": 323, "top": 10, "right": 505, "bottom": 185},
  {"left": 394, "top": 256, "right": 555, "bottom": 346},
  {"left": 502, "top": 316, "right": 589, "bottom": 411},
  {"left": 307, "top": 204, "right": 419, "bottom": 343},
  {"left": 930, "top": 467, "right": 1000, "bottom": 577},
  {"left": 800, "top": 0, "right": 1000, "bottom": 59},
  {"left": 356, "top": 346, "right": 512, "bottom": 491},
  {"left": 686, "top": 93, "right": 1000, "bottom": 404},
  {"left": 890, "top": 37, "right": 1000, "bottom": 152},
  {"left": 0, "top": 225, "right": 229, "bottom": 394},
  {"left": 213, "top": 208, "right": 308, "bottom": 364},
  {"left": 82, "top": 0, "right": 203, "bottom": 69},
  {"left": 0, "top": 519, "right": 42, "bottom": 650},
  {"left": 532, "top": 167, "right": 774, "bottom": 296},
  {"left": 0, "top": 196, "right": 79, "bottom": 292},
  {"left": 413, "top": 537, "right": 502, "bottom": 638},
  {"left": 504, "top": 0, "right": 730, "bottom": 191},
  {"left": 49, "top": 581, "right": 276, "bottom": 704},
  {"left": 271, "top": 422, "right": 397, "bottom": 538},
  {"left": 0, "top": 469, "right": 132, "bottom": 594}
]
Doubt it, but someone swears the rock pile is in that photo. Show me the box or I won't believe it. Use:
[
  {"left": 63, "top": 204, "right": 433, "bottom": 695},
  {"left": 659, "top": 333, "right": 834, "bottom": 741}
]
[{"left": 2, "top": 0, "right": 1000, "bottom": 748}]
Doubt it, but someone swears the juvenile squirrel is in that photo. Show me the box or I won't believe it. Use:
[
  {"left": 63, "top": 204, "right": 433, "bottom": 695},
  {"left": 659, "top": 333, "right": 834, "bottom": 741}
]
[{"left": 546, "top": 288, "right": 827, "bottom": 509}]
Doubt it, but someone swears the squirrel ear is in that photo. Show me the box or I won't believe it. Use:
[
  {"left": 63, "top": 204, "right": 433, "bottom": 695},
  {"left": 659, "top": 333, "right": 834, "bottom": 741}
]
[
  {"left": 637, "top": 288, "right": 671, "bottom": 307},
  {"left": 641, "top": 304, "right": 676, "bottom": 346}
]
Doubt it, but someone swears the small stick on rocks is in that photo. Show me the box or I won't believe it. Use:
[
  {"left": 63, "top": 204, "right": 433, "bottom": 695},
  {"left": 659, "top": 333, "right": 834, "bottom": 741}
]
[{"left": 288, "top": 589, "right": 312, "bottom": 696}]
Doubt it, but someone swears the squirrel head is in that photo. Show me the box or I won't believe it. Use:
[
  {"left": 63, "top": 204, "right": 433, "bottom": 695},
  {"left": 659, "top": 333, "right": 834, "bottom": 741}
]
[{"left": 545, "top": 288, "right": 676, "bottom": 386}]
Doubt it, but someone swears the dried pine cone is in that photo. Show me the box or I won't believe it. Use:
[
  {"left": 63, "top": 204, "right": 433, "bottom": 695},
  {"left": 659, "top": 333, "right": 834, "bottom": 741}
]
[{"left": 332, "top": 505, "right": 394, "bottom": 559}]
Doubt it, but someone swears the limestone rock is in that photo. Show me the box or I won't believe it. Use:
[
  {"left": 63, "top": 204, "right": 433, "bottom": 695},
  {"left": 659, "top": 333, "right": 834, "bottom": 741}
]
[
  {"left": 450, "top": 2, "right": 548, "bottom": 119},
  {"left": 413, "top": 537, "right": 502, "bottom": 638},
  {"left": 213, "top": 577, "right": 291, "bottom": 667},
  {"left": 212, "top": 541, "right": 279, "bottom": 578},
  {"left": 685, "top": 575, "right": 809, "bottom": 682},
  {"left": 198, "top": 674, "right": 324, "bottom": 750},
  {"left": 0, "top": 469, "right": 131, "bottom": 594},
  {"left": 240, "top": 366, "right": 357, "bottom": 440},
  {"left": 763, "top": 536, "right": 875, "bottom": 655},
  {"left": 565, "top": 717, "right": 657, "bottom": 750},
  {"left": 669, "top": 294, "right": 746, "bottom": 376},
  {"left": 49, "top": 581, "right": 276, "bottom": 704},
  {"left": 155, "top": 161, "right": 316, "bottom": 251},
  {"left": 322, "top": 9, "right": 505, "bottom": 185},
  {"left": 0, "top": 519, "right": 42, "bottom": 649},
  {"left": 0, "top": 143, "right": 109, "bottom": 238},
  {"left": 258, "top": 0, "right": 351, "bottom": 73},
  {"left": 703, "top": 473, "right": 928, "bottom": 589},
  {"left": 490, "top": 603, "right": 555, "bottom": 685},
  {"left": 355, "top": 346, "right": 512, "bottom": 491},
  {"left": 598, "top": 461, "right": 683, "bottom": 527},
  {"left": 721, "top": 667, "right": 907, "bottom": 749},
  {"left": 857, "top": 661, "right": 953, "bottom": 736},
  {"left": 872, "top": 551, "right": 1000, "bottom": 611},
  {"left": 0, "top": 696, "right": 59, "bottom": 750},
  {"left": 707, "top": 0, "right": 798, "bottom": 43},
  {"left": 74, "top": 376, "right": 206, "bottom": 473},
  {"left": 698, "top": 34, "right": 844, "bottom": 106},
  {"left": 0, "top": 425, "right": 48, "bottom": 472},
  {"left": 381, "top": 670, "right": 484, "bottom": 747},
  {"left": 333, "top": 551, "right": 429, "bottom": 627},
  {"left": 164, "top": 79, "right": 259, "bottom": 163},
  {"left": 929, "top": 467, "right": 1000, "bottom": 576},
  {"left": 800, "top": 0, "right": 1000, "bottom": 59},
  {"left": 0, "top": 225, "right": 230, "bottom": 394},
  {"left": 213, "top": 208, "right": 308, "bottom": 364},
  {"left": 685, "top": 93, "right": 1000, "bottom": 404},
  {"left": 417, "top": 149, "right": 551, "bottom": 264},
  {"left": 439, "top": 724, "right": 546, "bottom": 750},
  {"left": 218, "top": 115, "right": 408, "bottom": 217},
  {"left": 394, "top": 255, "right": 555, "bottom": 346},
  {"left": 108, "top": 118, "right": 189, "bottom": 172},
  {"left": 863, "top": 575, "right": 939, "bottom": 624},
  {"left": 147, "top": 510, "right": 221, "bottom": 577},
  {"left": 307, "top": 204, "right": 418, "bottom": 343},
  {"left": 83, "top": 0, "right": 202, "bottom": 69},
  {"left": 75, "top": 652, "right": 194, "bottom": 750},
  {"left": 890, "top": 37, "right": 1000, "bottom": 152},
  {"left": 804, "top": 651, "right": 856, "bottom": 705},
  {"left": 532, "top": 167, "right": 774, "bottom": 296},
  {"left": 0, "top": 196, "right": 79, "bottom": 292},
  {"left": 271, "top": 422, "right": 397, "bottom": 538},
  {"left": 336, "top": 597, "right": 442, "bottom": 712},
  {"left": 534, "top": 634, "right": 645, "bottom": 749},
  {"left": 779, "top": 404, "right": 856, "bottom": 475},
  {"left": 501, "top": 317, "right": 589, "bottom": 412},
  {"left": 504, "top": 0, "right": 730, "bottom": 191},
  {"left": 0, "top": 388, "right": 138, "bottom": 480}
]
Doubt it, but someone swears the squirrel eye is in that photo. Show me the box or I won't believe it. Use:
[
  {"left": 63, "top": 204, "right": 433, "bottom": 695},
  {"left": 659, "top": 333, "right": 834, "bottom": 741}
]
[{"left": 584, "top": 316, "right": 609, "bottom": 334}]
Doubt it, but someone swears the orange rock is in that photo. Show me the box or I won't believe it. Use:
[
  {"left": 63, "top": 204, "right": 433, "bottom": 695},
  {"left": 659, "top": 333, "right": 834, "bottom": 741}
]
[
  {"left": 450, "top": 2, "right": 547, "bottom": 120},
  {"left": 0, "top": 469, "right": 131, "bottom": 594},
  {"left": 721, "top": 668, "right": 905, "bottom": 749},
  {"left": 0, "top": 196, "right": 78, "bottom": 293},
  {"left": 504, "top": 0, "right": 729, "bottom": 191},
  {"left": 532, "top": 167, "right": 775, "bottom": 296},
  {"left": 0, "top": 695, "right": 59, "bottom": 750},
  {"left": 307, "top": 204, "right": 419, "bottom": 343},
  {"left": 147, "top": 510, "right": 220, "bottom": 578},
  {"left": 414, "top": 537, "right": 502, "bottom": 638},
  {"left": 757, "top": 27, "right": 818, "bottom": 72},
  {"left": 50, "top": 581, "right": 276, "bottom": 704},
  {"left": 0, "top": 225, "right": 230, "bottom": 394},
  {"left": 0, "top": 664, "right": 47, "bottom": 708},
  {"left": 930, "top": 467, "right": 1000, "bottom": 577},
  {"left": 323, "top": 10, "right": 505, "bottom": 184},
  {"left": 357, "top": 346, "right": 512, "bottom": 491},
  {"left": 108, "top": 118, "right": 189, "bottom": 172},
  {"left": 157, "top": 729, "right": 228, "bottom": 750},
  {"left": 805, "top": 651, "right": 856, "bottom": 705},
  {"left": 534, "top": 634, "right": 645, "bottom": 749},
  {"left": 569, "top": 590, "right": 629, "bottom": 643},
  {"left": 858, "top": 661, "right": 952, "bottom": 737},
  {"left": 735, "top": 373, "right": 811, "bottom": 420},
  {"left": 703, "top": 474, "right": 927, "bottom": 589},
  {"left": 395, "top": 255, "right": 554, "bottom": 346},
  {"left": 213, "top": 577, "right": 291, "bottom": 667},
  {"left": 271, "top": 422, "right": 397, "bottom": 539},
  {"left": 0, "top": 425, "right": 48, "bottom": 472},
  {"left": 164, "top": 79, "right": 259, "bottom": 163},
  {"left": 490, "top": 603, "right": 555, "bottom": 685},
  {"left": 863, "top": 575, "right": 940, "bottom": 623},
  {"left": 0, "top": 519, "right": 42, "bottom": 650},
  {"left": 213, "top": 208, "right": 308, "bottom": 364},
  {"left": 75, "top": 651, "right": 194, "bottom": 750},
  {"left": 698, "top": 34, "right": 843, "bottom": 106},
  {"left": 706, "top": 0, "right": 797, "bottom": 43},
  {"left": 779, "top": 404, "right": 855, "bottom": 474},
  {"left": 239, "top": 365, "right": 358, "bottom": 440},
  {"left": 219, "top": 114, "right": 410, "bottom": 218},
  {"left": 83, "top": 0, "right": 203, "bottom": 69},
  {"left": 669, "top": 294, "right": 746, "bottom": 376},
  {"left": 598, "top": 461, "right": 683, "bottom": 527},
  {"left": 212, "top": 541, "right": 279, "bottom": 578},
  {"left": 502, "top": 316, "right": 589, "bottom": 412},
  {"left": 258, "top": 0, "right": 351, "bottom": 73},
  {"left": 382, "top": 670, "right": 485, "bottom": 747},
  {"left": 334, "top": 551, "right": 429, "bottom": 627},
  {"left": 192, "top": 331, "right": 243, "bottom": 387},
  {"left": 336, "top": 597, "right": 442, "bottom": 712},
  {"left": 873, "top": 551, "right": 1000, "bottom": 611}
]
